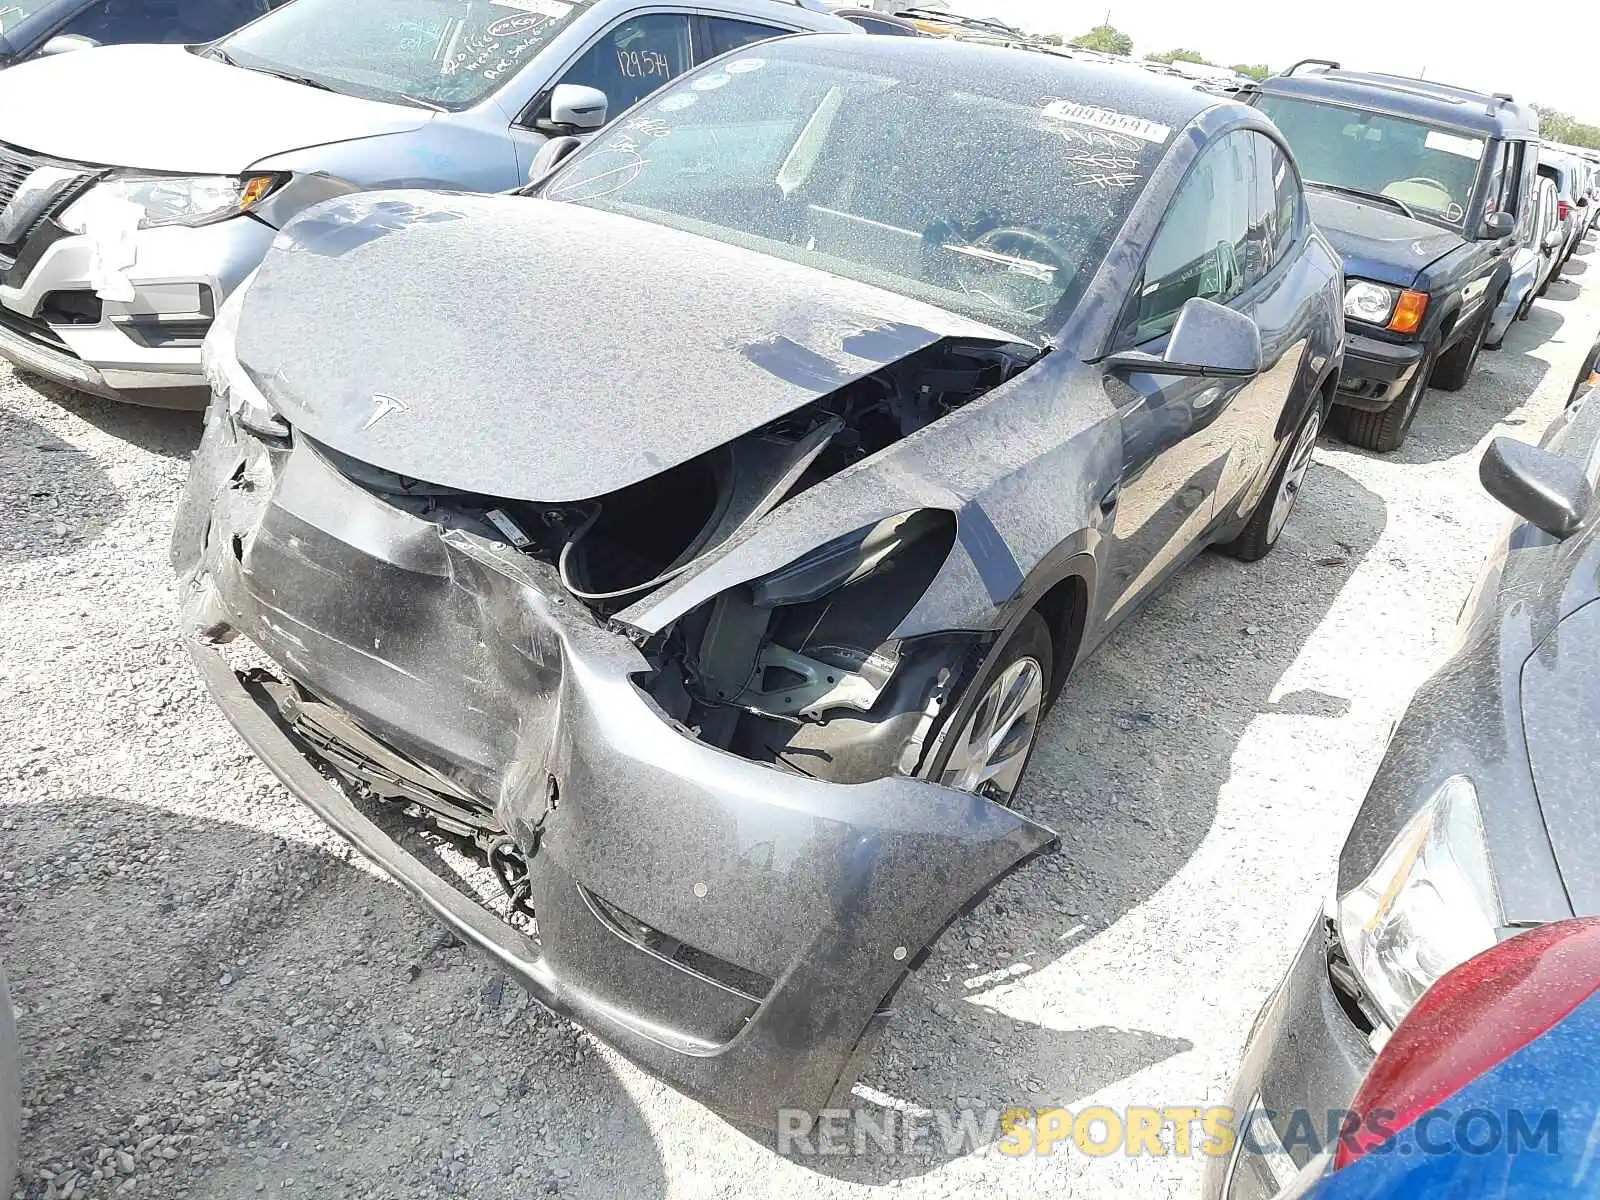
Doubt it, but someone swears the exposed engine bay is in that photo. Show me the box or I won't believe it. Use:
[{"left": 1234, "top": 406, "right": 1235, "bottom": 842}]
[{"left": 305, "top": 335, "right": 1038, "bottom": 789}]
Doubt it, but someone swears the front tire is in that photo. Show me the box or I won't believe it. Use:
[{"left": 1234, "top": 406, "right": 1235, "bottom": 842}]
[
  {"left": 1430, "top": 309, "right": 1488, "bottom": 392},
  {"left": 1220, "top": 399, "right": 1322, "bottom": 562},
  {"left": 933, "top": 612, "right": 1052, "bottom": 806},
  {"left": 1337, "top": 340, "right": 1436, "bottom": 452}
]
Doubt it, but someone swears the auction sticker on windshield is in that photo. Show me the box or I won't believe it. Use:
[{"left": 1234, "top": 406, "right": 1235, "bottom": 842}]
[
  {"left": 1424, "top": 130, "right": 1486, "bottom": 160},
  {"left": 1041, "top": 101, "right": 1170, "bottom": 144}
]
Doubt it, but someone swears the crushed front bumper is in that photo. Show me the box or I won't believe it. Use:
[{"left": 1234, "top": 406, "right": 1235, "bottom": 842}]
[
  {"left": 1204, "top": 915, "right": 1375, "bottom": 1200},
  {"left": 0, "top": 215, "right": 274, "bottom": 405},
  {"left": 173, "top": 404, "right": 1057, "bottom": 1127},
  {"left": 1332, "top": 331, "right": 1426, "bottom": 412}
]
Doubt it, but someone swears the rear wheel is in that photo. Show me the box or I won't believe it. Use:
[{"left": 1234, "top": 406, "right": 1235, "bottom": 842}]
[
  {"left": 1338, "top": 341, "right": 1436, "bottom": 453},
  {"left": 1430, "top": 309, "right": 1488, "bottom": 392},
  {"left": 1220, "top": 400, "right": 1322, "bottom": 562},
  {"left": 934, "top": 612, "right": 1052, "bottom": 806}
]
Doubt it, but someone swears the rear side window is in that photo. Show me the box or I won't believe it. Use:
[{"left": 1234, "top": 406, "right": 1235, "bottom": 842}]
[
  {"left": 59, "top": 0, "right": 268, "bottom": 44},
  {"left": 1130, "top": 130, "right": 1255, "bottom": 342},
  {"left": 698, "top": 15, "right": 785, "bottom": 59},
  {"left": 848, "top": 15, "right": 918, "bottom": 35},
  {"left": 556, "top": 13, "right": 692, "bottom": 114},
  {"left": 1260, "top": 134, "right": 1301, "bottom": 263}
]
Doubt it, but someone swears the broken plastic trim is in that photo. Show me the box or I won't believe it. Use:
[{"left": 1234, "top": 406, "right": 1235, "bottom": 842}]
[
  {"left": 643, "top": 509, "right": 959, "bottom": 779},
  {"left": 750, "top": 510, "right": 952, "bottom": 608},
  {"left": 581, "top": 887, "right": 775, "bottom": 1003}
]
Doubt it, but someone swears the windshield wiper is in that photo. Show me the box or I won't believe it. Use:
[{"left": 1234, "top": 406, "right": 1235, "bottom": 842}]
[
  {"left": 245, "top": 65, "right": 337, "bottom": 93},
  {"left": 202, "top": 45, "right": 238, "bottom": 66},
  {"left": 1306, "top": 181, "right": 1417, "bottom": 219},
  {"left": 393, "top": 92, "right": 447, "bottom": 112}
]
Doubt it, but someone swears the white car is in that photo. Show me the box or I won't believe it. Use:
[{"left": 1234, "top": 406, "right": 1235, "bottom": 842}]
[{"left": 0, "top": 0, "right": 852, "bottom": 405}]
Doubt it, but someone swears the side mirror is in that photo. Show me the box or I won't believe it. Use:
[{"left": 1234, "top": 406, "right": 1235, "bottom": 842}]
[
  {"left": 1481, "top": 210, "right": 1516, "bottom": 240},
  {"left": 1479, "top": 436, "right": 1592, "bottom": 539},
  {"left": 38, "top": 32, "right": 96, "bottom": 55},
  {"left": 1544, "top": 228, "right": 1565, "bottom": 253},
  {"left": 536, "top": 83, "right": 607, "bottom": 135},
  {"left": 527, "top": 135, "right": 582, "bottom": 188},
  {"left": 1104, "top": 297, "right": 1263, "bottom": 379}
]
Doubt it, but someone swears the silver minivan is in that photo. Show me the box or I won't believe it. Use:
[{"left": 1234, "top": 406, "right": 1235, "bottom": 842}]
[{"left": 0, "top": 0, "right": 852, "bottom": 404}]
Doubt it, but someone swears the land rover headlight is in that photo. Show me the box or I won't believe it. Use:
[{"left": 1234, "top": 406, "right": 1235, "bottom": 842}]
[
  {"left": 1343, "top": 280, "right": 1429, "bottom": 333},
  {"left": 1335, "top": 775, "right": 1502, "bottom": 1028},
  {"left": 1343, "top": 281, "right": 1398, "bottom": 325}
]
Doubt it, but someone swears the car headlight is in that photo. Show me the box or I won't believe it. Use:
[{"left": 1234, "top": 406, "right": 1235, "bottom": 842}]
[
  {"left": 1343, "top": 280, "right": 1429, "bottom": 334},
  {"left": 1335, "top": 775, "right": 1501, "bottom": 1028},
  {"left": 62, "top": 173, "right": 280, "bottom": 232},
  {"left": 1343, "top": 281, "right": 1397, "bottom": 325},
  {"left": 204, "top": 270, "right": 288, "bottom": 439}
]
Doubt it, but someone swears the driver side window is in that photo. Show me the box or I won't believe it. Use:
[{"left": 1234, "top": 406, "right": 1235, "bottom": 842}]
[
  {"left": 1126, "top": 132, "right": 1254, "bottom": 344},
  {"left": 553, "top": 13, "right": 692, "bottom": 117}
]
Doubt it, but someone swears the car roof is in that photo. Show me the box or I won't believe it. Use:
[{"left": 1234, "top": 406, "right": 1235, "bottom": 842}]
[
  {"left": 1256, "top": 65, "right": 1539, "bottom": 138},
  {"left": 784, "top": 34, "right": 1225, "bottom": 130}
]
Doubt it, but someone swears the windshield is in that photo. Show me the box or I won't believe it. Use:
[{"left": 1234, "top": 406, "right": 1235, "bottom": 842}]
[
  {"left": 0, "top": 0, "right": 49, "bottom": 39},
  {"left": 544, "top": 41, "right": 1172, "bottom": 337},
  {"left": 214, "top": 0, "right": 585, "bottom": 110},
  {"left": 1258, "top": 95, "right": 1485, "bottom": 227}
]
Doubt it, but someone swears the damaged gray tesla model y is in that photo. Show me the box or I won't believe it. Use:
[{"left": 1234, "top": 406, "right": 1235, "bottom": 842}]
[{"left": 174, "top": 35, "right": 1342, "bottom": 1126}]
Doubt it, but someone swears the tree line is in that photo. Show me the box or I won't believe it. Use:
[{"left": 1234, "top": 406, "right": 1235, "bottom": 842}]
[{"left": 1059, "top": 22, "right": 1596, "bottom": 141}]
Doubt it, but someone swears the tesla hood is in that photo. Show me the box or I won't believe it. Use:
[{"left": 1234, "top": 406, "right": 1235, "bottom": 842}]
[
  {"left": 1306, "top": 191, "right": 1466, "bottom": 287},
  {"left": 0, "top": 44, "right": 428, "bottom": 174},
  {"left": 236, "top": 192, "right": 1019, "bottom": 503},
  {"left": 1520, "top": 598, "right": 1600, "bottom": 915}
]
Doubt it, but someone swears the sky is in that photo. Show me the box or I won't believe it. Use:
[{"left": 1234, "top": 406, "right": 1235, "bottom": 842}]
[{"left": 942, "top": 0, "right": 1600, "bottom": 125}]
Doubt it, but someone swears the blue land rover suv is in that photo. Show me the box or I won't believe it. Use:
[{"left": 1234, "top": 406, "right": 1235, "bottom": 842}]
[{"left": 1250, "top": 62, "right": 1538, "bottom": 451}]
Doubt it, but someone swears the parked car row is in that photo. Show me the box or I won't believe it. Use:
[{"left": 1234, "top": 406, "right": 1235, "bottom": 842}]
[
  {"left": 1214, "top": 337, "right": 1600, "bottom": 1200},
  {"left": 0, "top": 0, "right": 1592, "bottom": 1170}
]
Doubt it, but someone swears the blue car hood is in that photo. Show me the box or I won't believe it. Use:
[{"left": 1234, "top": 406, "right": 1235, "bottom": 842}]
[{"left": 1306, "top": 191, "right": 1465, "bottom": 289}]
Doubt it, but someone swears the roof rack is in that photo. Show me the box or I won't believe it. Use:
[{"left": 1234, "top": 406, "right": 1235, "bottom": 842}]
[{"left": 1284, "top": 58, "right": 1340, "bottom": 76}]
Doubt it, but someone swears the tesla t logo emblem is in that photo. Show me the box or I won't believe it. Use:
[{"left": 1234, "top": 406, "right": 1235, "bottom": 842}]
[{"left": 362, "top": 393, "right": 408, "bottom": 430}]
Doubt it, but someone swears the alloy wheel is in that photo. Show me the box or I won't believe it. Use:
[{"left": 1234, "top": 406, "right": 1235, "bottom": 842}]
[
  {"left": 938, "top": 656, "right": 1046, "bottom": 804},
  {"left": 1267, "top": 407, "right": 1322, "bottom": 544}
]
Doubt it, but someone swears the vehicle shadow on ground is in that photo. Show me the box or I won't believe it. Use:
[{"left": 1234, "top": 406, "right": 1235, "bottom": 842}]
[
  {"left": 1359, "top": 302, "right": 1562, "bottom": 467},
  {"left": 1545, "top": 278, "right": 1582, "bottom": 304},
  {"left": 16, "top": 370, "right": 204, "bottom": 461},
  {"left": 0, "top": 795, "right": 668, "bottom": 1200},
  {"left": 773, "top": 460, "right": 1387, "bottom": 1184},
  {"left": 0, "top": 404, "right": 123, "bottom": 567},
  {"left": 1563, "top": 257, "right": 1590, "bottom": 278}
]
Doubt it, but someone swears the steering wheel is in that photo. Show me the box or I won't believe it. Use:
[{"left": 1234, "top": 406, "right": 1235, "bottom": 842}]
[
  {"left": 1383, "top": 176, "right": 1455, "bottom": 210},
  {"left": 949, "top": 225, "right": 1075, "bottom": 316},
  {"left": 1393, "top": 176, "right": 1452, "bottom": 192}
]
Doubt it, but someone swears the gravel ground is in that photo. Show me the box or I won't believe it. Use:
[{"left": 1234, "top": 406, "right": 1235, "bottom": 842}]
[{"left": 2, "top": 242, "right": 1596, "bottom": 1200}]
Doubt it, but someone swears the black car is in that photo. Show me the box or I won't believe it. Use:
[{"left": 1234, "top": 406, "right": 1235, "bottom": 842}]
[
  {"left": 174, "top": 36, "right": 1342, "bottom": 1128},
  {"left": 1208, "top": 342, "right": 1600, "bottom": 1199},
  {"left": 1250, "top": 62, "right": 1539, "bottom": 451},
  {"left": 829, "top": 6, "right": 927, "bottom": 35},
  {"left": 0, "top": 0, "right": 278, "bottom": 66}
]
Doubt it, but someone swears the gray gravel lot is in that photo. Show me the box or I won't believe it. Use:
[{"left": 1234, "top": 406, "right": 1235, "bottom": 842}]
[{"left": 2, "top": 242, "right": 1596, "bottom": 1200}]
